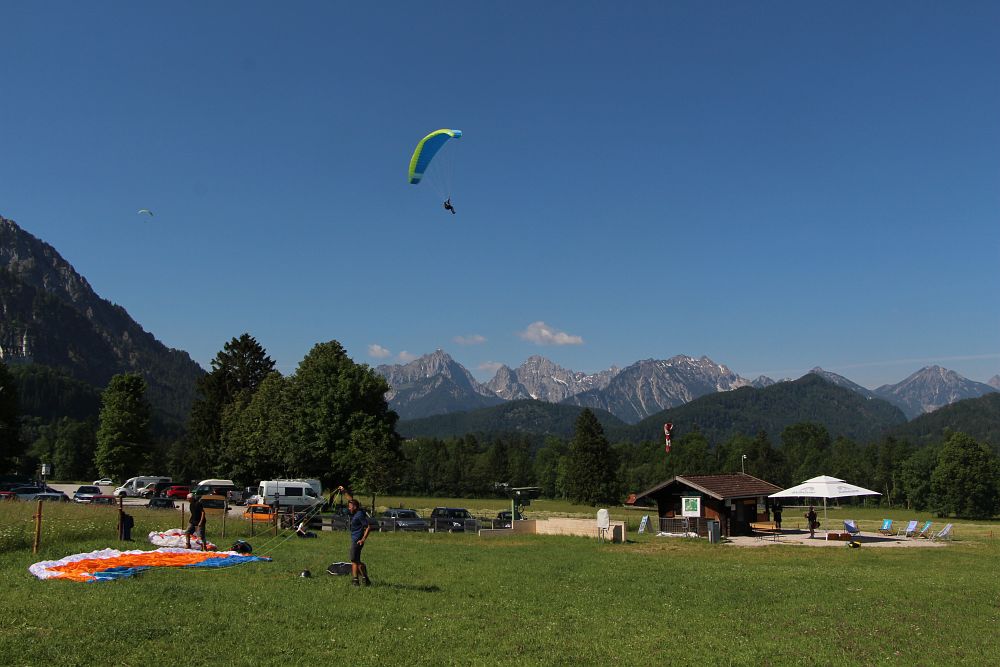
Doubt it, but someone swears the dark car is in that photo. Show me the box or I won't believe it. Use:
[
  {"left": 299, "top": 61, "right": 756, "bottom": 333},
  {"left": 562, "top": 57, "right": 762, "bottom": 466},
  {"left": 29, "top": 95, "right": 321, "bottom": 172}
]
[
  {"left": 139, "top": 480, "right": 175, "bottom": 499},
  {"left": 11, "top": 485, "right": 59, "bottom": 501},
  {"left": 494, "top": 509, "right": 524, "bottom": 529},
  {"left": 380, "top": 509, "right": 429, "bottom": 532},
  {"left": 327, "top": 504, "right": 380, "bottom": 531},
  {"left": 35, "top": 492, "right": 70, "bottom": 502},
  {"left": 429, "top": 507, "right": 475, "bottom": 533},
  {"left": 73, "top": 485, "right": 103, "bottom": 503},
  {"left": 90, "top": 495, "right": 118, "bottom": 506},
  {"left": 147, "top": 497, "right": 177, "bottom": 510}
]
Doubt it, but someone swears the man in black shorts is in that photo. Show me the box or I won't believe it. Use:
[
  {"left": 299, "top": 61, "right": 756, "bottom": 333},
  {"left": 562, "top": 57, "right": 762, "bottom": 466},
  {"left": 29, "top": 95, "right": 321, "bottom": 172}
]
[
  {"left": 340, "top": 487, "right": 372, "bottom": 587},
  {"left": 185, "top": 492, "right": 207, "bottom": 550}
]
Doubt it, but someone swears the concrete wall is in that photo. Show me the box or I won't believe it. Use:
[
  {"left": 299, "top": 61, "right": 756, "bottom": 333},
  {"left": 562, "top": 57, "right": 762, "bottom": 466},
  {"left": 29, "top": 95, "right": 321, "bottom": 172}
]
[{"left": 478, "top": 518, "right": 627, "bottom": 543}]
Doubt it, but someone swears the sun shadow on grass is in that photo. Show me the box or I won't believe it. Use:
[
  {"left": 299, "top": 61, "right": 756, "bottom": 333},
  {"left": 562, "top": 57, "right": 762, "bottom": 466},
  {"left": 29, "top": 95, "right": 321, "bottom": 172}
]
[{"left": 378, "top": 582, "right": 442, "bottom": 593}]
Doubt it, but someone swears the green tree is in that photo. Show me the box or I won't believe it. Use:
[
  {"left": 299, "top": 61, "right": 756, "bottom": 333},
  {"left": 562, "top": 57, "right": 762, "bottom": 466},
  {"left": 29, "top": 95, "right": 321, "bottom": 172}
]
[
  {"left": 49, "top": 418, "right": 97, "bottom": 481},
  {"left": 0, "top": 361, "right": 22, "bottom": 473},
  {"left": 186, "top": 333, "right": 276, "bottom": 476},
  {"left": 219, "top": 372, "right": 291, "bottom": 484},
  {"left": 286, "top": 340, "right": 399, "bottom": 490},
  {"left": 95, "top": 374, "right": 152, "bottom": 481},
  {"left": 900, "top": 445, "right": 939, "bottom": 511},
  {"left": 930, "top": 432, "right": 999, "bottom": 519},
  {"left": 781, "top": 422, "right": 832, "bottom": 481},
  {"left": 564, "top": 409, "right": 619, "bottom": 505},
  {"left": 534, "top": 436, "right": 567, "bottom": 498}
]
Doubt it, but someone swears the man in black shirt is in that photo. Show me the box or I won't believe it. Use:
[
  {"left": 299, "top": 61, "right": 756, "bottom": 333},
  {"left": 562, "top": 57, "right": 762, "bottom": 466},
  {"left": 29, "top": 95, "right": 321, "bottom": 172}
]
[{"left": 185, "top": 493, "right": 207, "bottom": 550}]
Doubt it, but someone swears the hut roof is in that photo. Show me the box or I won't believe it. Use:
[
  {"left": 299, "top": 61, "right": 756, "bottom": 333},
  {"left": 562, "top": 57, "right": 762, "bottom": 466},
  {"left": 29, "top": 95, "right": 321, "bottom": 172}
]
[{"left": 632, "top": 473, "right": 783, "bottom": 503}]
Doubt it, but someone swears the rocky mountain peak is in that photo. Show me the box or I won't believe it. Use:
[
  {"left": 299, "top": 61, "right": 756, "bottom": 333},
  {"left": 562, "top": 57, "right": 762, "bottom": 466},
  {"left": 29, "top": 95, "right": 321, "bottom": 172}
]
[{"left": 874, "top": 365, "right": 998, "bottom": 419}]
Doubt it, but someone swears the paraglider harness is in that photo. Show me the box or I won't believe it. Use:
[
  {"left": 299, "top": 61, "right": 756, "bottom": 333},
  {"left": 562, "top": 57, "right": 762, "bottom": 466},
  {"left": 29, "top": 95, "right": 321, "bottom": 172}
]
[{"left": 443, "top": 198, "right": 456, "bottom": 215}]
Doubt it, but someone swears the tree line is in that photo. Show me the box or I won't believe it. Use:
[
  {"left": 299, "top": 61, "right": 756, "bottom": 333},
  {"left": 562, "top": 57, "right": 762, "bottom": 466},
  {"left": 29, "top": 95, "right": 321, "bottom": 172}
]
[{"left": 1, "top": 335, "right": 997, "bottom": 519}]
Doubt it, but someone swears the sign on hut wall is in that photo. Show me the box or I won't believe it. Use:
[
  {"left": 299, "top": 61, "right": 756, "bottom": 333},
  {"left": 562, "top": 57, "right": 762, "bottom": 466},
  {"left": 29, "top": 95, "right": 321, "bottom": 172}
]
[{"left": 682, "top": 496, "right": 701, "bottom": 518}]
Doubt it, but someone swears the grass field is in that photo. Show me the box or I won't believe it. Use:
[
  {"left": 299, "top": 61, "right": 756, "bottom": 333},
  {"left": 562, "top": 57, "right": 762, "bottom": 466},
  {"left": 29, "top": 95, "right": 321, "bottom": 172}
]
[{"left": 2, "top": 499, "right": 999, "bottom": 666}]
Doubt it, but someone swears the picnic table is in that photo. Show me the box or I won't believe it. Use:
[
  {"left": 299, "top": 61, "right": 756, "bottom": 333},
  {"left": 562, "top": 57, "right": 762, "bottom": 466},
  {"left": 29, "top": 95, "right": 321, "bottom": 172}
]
[{"left": 750, "top": 521, "right": 782, "bottom": 541}]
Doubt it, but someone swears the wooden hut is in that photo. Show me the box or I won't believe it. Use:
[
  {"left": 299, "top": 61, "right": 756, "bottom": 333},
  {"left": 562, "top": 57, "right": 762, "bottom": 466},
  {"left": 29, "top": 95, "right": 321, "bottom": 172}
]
[{"left": 629, "top": 473, "right": 784, "bottom": 537}]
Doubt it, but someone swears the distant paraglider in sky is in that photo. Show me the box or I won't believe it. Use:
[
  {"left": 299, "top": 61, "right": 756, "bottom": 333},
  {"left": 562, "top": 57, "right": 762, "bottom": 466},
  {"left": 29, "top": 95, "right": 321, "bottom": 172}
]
[
  {"left": 409, "top": 129, "right": 462, "bottom": 214},
  {"left": 137, "top": 209, "right": 154, "bottom": 218}
]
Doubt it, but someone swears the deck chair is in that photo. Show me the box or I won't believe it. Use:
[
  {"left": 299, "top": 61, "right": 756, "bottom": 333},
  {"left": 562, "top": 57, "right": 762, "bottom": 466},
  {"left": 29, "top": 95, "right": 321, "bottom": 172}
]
[
  {"left": 931, "top": 523, "right": 953, "bottom": 541},
  {"left": 897, "top": 520, "right": 919, "bottom": 537},
  {"left": 844, "top": 519, "right": 861, "bottom": 540},
  {"left": 877, "top": 519, "right": 893, "bottom": 535},
  {"left": 916, "top": 521, "right": 933, "bottom": 539}
]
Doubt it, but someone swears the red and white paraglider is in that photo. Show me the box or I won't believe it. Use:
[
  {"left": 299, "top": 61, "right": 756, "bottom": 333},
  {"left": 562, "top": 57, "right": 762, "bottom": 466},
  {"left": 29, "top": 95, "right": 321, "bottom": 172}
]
[{"left": 664, "top": 422, "right": 674, "bottom": 453}]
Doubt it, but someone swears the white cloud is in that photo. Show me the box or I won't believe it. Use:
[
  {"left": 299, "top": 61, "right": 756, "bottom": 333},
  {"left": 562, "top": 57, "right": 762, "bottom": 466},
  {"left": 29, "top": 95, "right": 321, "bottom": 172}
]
[
  {"left": 518, "top": 321, "right": 584, "bottom": 346},
  {"left": 368, "top": 344, "right": 391, "bottom": 359},
  {"left": 398, "top": 351, "right": 418, "bottom": 362},
  {"left": 453, "top": 334, "right": 487, "bottom": 346},
  {"left": 478, "top": 361, "right": 503, "bottom": 374}
]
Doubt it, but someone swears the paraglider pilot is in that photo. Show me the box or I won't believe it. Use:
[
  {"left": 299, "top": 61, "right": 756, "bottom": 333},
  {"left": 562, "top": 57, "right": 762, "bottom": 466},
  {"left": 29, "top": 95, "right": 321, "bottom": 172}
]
[{"left": 443, "top": 198, "right": 456, "bottom": 215}]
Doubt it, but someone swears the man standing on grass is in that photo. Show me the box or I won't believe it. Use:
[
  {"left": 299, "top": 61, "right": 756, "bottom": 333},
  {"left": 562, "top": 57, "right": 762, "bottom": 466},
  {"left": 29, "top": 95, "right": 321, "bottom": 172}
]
[
  {"left": 332, "top": 486, "right": 372, "bottom": 586},
  {"left": 185, "top": 492, "right": 207, "bottom": 550}
]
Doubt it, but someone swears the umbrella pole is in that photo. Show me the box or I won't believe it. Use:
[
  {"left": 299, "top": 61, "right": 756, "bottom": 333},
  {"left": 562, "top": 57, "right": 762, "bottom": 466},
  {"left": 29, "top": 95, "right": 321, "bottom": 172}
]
[{"left": 824, "top": 498, "right": 828, "bottom": 525}]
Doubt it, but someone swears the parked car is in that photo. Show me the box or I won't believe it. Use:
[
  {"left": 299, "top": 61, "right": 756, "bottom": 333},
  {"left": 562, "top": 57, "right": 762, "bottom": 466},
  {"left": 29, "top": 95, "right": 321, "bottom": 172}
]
[
  {"left": 73, "top": 485, "right": 103, "bottom": 503},
  {"left": 430, "top": 507, "right": 475, "bottom": 533},
  {"left": 138, "top": 480, "right": 174, "bottom": 498},
  {"left": 327, "top": 504, "right": 379, "bottom": 530},
  {"left": 90, "top": 495, "right": 118, "bottom": 506},
  {"left": 11, "top": 485, "right": 59, "bottom": 501},
  {"left": 199, "top": 494, "right": 228, "bottom": 516},
  {"left": 380, "top": 509, "right": 430, "bottom": 532},
  {"left": 495, "top": 509, "right": 524, "bottom": 529},
  {"left": 165, "top": 485, "right": 190, "bottom": 499},
  {"left": 92, "top": 478, "right": 113, "bottom": 486},
  {"left": 35, "top": 492, "right": 70, "bottom": 502},
  {"left": 147, "top": 497, "right": 177, "bottom": 510},
  {"left": 243, "top": 503, "right": 277, "bottom": 523}
]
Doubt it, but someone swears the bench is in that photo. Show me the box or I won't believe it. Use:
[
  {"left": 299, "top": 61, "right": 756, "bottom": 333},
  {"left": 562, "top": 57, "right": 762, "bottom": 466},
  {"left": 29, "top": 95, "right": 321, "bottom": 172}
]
[{"left": 750, "top": 522, "right": 782, "bottom": 541}]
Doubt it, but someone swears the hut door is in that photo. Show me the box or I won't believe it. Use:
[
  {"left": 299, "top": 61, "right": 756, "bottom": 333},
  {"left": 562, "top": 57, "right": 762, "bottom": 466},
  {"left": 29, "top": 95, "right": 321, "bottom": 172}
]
[{"left": 733, "top": 500, "right": 755, "bottom": 535}]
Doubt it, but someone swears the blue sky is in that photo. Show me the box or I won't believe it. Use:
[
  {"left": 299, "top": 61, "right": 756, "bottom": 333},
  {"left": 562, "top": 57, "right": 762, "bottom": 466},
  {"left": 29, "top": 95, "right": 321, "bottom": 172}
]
[{"left": 2, "top": 2, "right": 998, "bottom": 388}]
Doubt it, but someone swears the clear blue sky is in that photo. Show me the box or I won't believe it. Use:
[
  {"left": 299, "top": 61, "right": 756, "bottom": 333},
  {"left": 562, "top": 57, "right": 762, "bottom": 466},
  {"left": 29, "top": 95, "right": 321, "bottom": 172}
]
[{"left": 2, "top": 2, "right": 998, "bottom": 388}]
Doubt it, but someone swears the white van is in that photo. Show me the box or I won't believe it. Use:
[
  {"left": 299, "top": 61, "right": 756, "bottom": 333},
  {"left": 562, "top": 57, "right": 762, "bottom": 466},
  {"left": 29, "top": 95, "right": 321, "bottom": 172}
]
[
  {"left": 257, "top": 480, "right": 324, "bottom": 510},
  {"left": 114, "top": 476, "right": 171, "bottom": 498},
  {"left": 193, "top": 478, "right": 238, "bottom": 498}
]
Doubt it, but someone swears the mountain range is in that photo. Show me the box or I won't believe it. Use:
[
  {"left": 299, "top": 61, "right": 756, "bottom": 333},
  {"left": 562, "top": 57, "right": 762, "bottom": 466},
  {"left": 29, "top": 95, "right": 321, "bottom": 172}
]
[
  {"left": 0, "top": 215, "right": 204, "bottom": 428},
  {"left": 376, "top": 351, "right": 998, "bottom": 423}
]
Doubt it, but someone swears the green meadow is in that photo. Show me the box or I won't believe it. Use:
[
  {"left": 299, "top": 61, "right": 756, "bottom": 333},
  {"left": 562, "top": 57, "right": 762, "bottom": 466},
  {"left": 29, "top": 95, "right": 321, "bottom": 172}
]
[{"left": 2, "top": 500, "right": 998, "bottom": 666}]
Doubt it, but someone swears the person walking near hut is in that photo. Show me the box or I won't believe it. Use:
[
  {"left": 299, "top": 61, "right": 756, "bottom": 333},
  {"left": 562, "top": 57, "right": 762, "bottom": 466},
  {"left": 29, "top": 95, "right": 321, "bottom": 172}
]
[
  {"left": 805, "top": 506, "right": 817, "bottom": 538},
  {"left": 772, "top": 504, "right": 782, "bottom": 531}
]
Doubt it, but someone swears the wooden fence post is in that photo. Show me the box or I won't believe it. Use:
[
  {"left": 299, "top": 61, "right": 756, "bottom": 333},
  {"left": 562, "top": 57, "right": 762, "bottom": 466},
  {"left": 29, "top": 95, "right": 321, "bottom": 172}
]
[
  {"left": 32, "top": 500, "right": 43, "bottom": 554},
  {"left": 222, "top": 498, "right": 227, "bottom": 539}
]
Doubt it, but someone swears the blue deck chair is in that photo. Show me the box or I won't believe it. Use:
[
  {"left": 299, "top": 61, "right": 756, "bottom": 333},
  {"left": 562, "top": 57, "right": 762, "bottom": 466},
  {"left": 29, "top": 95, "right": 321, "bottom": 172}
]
[
  {"left": 897, "top": 520, "right": 919, "bottom": 537},
  {"left": 916, "top": 521, "right": 933, "bottom": 539},
  {"left": 931, "top": 523, "right": 954, "bottom": 541},
  {"left": 877, "top": 519, "right": 893, "bottom": 535},
  {"left": 844, "top": 519, "right": 861, "bottom": 540}
]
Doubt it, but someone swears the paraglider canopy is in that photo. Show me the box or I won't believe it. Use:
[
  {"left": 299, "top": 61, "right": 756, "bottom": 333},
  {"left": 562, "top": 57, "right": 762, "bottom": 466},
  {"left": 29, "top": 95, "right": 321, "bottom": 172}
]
[
  {"left": 408, "top": 129, "right": 462, "bottom": 185},
  {"left": 137, "top": 209, "right": 153, "bottom": 218}
]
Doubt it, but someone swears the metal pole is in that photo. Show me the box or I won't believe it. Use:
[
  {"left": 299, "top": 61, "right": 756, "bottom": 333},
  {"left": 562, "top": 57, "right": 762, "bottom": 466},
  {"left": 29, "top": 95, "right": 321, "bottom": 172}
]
[
  {"left": 222, "top": 498, "right": 227, "bottom": 539},
  {"left": 32, "top": 500, "right": 43, "bottom": 554}
]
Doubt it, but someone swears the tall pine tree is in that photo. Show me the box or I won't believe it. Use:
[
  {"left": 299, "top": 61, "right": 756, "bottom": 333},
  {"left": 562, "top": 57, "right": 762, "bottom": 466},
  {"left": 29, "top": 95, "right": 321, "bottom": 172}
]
[
  {"left": 95, "top": 374, "right": 151, "bottom": 481},
  {"left": 564, "top": 409, "right": 619, "bottom": 505}
]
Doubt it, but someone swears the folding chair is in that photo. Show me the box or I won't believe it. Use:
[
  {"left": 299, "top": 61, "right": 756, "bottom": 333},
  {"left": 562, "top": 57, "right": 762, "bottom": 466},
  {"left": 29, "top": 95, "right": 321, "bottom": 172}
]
[
  {"left": 915, "top": 521, "right": 933, "bottom": 539},
  {"left": 844, "top": 519, "right": 862, "bottom": 541},
  {"left": 877, "top": 519, "right": 893, "bottom": 535},
  {"left": 896, "top": 520, "right": 918, "bottom": 537},
  {"left": 931, "top": 523, "right": 953, "bottom": 541}
]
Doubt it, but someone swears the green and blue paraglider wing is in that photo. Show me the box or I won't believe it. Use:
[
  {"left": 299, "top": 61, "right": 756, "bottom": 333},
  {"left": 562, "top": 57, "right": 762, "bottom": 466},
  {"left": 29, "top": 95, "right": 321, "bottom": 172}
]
[{"left": 408, "top": 129, "right": 462, "bottom": 184}]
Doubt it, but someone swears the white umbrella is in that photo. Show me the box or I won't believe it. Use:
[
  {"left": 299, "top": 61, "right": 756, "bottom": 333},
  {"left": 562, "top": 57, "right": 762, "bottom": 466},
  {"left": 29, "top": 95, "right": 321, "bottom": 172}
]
[{"left": 768, "top": 475, "right": 881, "bottom": 523}]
